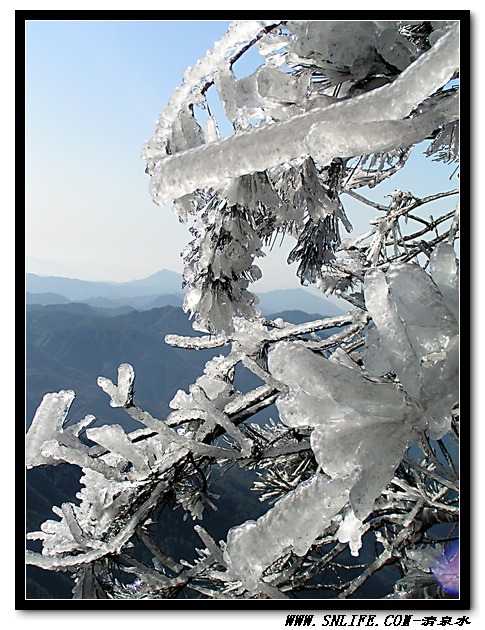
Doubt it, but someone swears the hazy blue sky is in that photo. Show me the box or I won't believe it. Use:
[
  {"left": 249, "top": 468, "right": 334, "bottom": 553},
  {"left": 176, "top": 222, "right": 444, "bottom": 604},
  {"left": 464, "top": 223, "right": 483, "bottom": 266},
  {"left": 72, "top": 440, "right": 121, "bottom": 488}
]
[{"left": 25, "top": 19, "right": 459, "bottom": 291}]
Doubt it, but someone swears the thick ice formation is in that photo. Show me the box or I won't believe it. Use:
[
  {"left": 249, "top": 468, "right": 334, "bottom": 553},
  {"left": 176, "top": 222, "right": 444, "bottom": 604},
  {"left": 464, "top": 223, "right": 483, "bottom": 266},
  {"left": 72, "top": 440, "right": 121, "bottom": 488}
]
[
  {"left": 223, "top": 336, "right": 424, "bottom": 588},
  {"left": 269, "top": 341, "right": 422, "bottom": 519},
  {"left": 271, "top": 343, "right": 412, "bottom": 427},
  {"left": 146, "top": 23, "right": 459, "bottom": 205},
  {"left": 306, "top": 92, "right": 458, "bottom": 166},
  {"left": 364, "top": 249, "right": 459, "bottom": 439},
  {"left": 26, "top": 390, "right": 75, "bottom": 467},
  {"left": 224, "top": 472, "right": 351, "bottom": 591},
  {"left": 97, "top": 363, "right": 135, "bottom": 408}
]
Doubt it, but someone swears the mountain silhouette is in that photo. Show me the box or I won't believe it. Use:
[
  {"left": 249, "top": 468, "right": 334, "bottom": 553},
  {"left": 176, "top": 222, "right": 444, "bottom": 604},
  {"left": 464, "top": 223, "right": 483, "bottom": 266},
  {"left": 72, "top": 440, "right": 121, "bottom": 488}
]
[
  {"left": 26, "top": 271, "right": 344, "bottom": 316},
  {"left": 26, "top": 269, "right": 184, "bottom": 301}
]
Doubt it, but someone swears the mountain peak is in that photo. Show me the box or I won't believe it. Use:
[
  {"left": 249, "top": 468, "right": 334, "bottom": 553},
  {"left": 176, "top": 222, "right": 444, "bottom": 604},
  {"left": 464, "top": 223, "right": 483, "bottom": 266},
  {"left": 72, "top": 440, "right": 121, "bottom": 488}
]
[
  {"left": 26, "top": 271, "right": 345, "bottom": 316},
  {"left": 26, "top": 270, "right": 184, "bottom": 301},
  {"left": 257, "top": 288, "right": 343, "bottom": 318}
]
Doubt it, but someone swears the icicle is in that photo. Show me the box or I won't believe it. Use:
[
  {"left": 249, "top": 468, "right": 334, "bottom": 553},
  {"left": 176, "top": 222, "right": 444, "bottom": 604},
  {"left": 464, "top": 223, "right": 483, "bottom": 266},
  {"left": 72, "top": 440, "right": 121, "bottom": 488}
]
[{"left": 336, "top": 508, "right": 365, "bottom": 557}]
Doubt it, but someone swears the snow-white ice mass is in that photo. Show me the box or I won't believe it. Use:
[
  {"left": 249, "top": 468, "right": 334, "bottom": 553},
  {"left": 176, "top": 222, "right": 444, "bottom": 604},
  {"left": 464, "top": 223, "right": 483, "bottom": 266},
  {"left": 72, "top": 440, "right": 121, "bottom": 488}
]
[{"left": 26, "top": 19, "right": 460, "bottom": 600}]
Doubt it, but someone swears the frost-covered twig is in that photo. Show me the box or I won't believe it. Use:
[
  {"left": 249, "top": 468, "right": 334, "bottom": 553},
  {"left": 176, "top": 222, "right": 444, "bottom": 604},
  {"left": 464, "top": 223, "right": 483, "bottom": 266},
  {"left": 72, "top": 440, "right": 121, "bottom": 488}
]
[
  {"left": 164, "top": 333, "right": 229, "bottom": 350},
  {"left": 146, "top": 24, "right": 458, "bottom": 204},
  {"left": 26, "top": 18, "right": 460, "bottom": 601},
  {"left": 144, "top": 20, "right": 284, "bottom": 156}
]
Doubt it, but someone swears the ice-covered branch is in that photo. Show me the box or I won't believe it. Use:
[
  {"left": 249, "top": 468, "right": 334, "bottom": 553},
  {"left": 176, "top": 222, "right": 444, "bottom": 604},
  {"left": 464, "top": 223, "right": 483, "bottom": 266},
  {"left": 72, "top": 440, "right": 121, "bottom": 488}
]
[
  {"left": 97, "top": 363, "right": 135, "bottom": 408},
  {"left": 224, "top": 472, "right": 351, "bottom": 591},
  {"left": 26, "top": 390, "right": 75, "bottom": 468},
  {"left": 27, "top": 18, "right": 460, "bottom": 600},
  {"left": 164, "top": 332, "right": 229, "bottom": 350},
  {"left": 146, "top": 24, "right": 458, "bottom": 205},
  {"left": 306, "top": 92, "right": 459, "bottom": 166},
  {"left": 144, "top": 20, "right": 283, "bottom": 158},
  {"left": 268, "top": 312, "right": 363, "bottom": 341},
  {"left": 27, "top": 475, "right": 172, "bottom": 570}
]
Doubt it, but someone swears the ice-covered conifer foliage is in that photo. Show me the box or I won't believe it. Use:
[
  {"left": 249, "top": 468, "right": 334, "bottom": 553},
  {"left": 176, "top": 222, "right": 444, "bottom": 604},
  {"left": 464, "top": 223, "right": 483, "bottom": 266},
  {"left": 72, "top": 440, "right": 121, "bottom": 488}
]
[{"left": 26, "top": 19, "right": 460, "bottom": 600}]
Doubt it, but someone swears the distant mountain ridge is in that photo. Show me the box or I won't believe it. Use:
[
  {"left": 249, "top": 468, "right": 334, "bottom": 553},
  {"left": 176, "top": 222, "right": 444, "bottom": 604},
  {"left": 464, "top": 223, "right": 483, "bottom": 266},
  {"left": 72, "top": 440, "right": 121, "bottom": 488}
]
[
  {"left": 26, "top": 292, "right": 71, "bottom": 305},
  {"left": 25, "top": 304, "right": 336, "bottom": 433},
  {"left": 257, "top": 289, "right": 342, "bottom": 317},
  {"left": 26, "top": 271, "right": 344, "bottom": 317},
  {"left": 26, "top": 292, "right": 184, "bottom": 313},
  {"left": 26, "top": 269, "right": 184, "bottom": 301}
]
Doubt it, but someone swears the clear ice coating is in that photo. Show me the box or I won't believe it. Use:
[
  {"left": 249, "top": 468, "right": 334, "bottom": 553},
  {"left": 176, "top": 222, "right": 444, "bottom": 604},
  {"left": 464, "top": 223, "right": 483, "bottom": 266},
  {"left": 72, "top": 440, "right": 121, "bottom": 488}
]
[
  {"left": 268, "top": 341, "right": 422, "bottom": 519},
  {"left": 25, "top": 390, "right": 75, "bottom": 468},
  {"left": 26, "top": 19, "right": 460, "bottom": 597},
  {"left": 224, "top": 473, "right": 351, "bottom": 591},
  {"left": 364, "top": 252, "right": 459, "bottom": 439},
  {"left": 362, "top": 322, "right": 393, "bottom": 377},
  {"left": 144, "top": 23, "right": 459, "bottom": 206}
]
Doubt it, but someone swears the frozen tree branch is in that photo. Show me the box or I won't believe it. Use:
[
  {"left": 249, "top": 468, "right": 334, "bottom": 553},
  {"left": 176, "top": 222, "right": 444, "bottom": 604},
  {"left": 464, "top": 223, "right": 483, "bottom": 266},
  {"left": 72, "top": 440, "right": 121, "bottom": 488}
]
[
  {"left": 26, "top": 18, "right": 461, "bottom": 601},
  {"left": 146, "top": 24, "right": 458, "bottom": 204}
]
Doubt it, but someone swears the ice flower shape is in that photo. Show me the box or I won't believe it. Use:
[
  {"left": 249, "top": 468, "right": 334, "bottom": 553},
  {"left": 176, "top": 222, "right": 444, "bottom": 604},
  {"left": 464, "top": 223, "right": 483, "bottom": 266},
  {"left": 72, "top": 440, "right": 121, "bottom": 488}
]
[
  {"left": 224, "top": 248, "right": 459, "bottom": 586},
  {"left": 430, "top": 540, "right": 459, "bottom": 596},
  {"left": 268, "top": 341, "right": 423, "bottom": 519},
  {"left": 223, "top": 341, "right": 424, "bottom": 588},
  {"left": 364, "top": 244, "right": 459, "bottom": 439}
]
